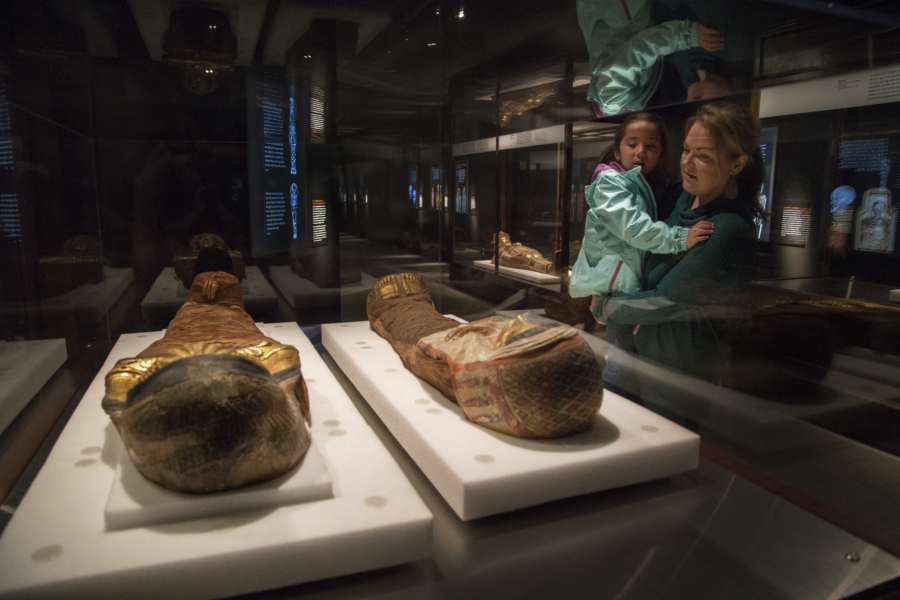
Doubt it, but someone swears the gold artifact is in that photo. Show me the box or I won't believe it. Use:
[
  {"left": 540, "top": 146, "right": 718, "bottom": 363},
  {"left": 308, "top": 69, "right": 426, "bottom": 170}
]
[
  {"left": 367, "top": 273, "right": 603, "bottom": 438},
  {"left": 102, "top": 270, "right": 310, "bottom": 493},
  {"left": 37, "top": 235, "right": 103, "bottom": 297},
  {"left": 492, "top": 232, "right": 555, "bottom": 275}
]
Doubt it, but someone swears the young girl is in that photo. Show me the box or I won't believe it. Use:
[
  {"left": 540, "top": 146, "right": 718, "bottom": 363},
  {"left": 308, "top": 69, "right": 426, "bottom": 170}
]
[{"left": 570, "top": 112, "right": 713, "bottom": 302}]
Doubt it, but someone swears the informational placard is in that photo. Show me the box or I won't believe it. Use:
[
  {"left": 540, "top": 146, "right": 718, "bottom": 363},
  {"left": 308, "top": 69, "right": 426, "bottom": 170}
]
[
  {"left": 310, "top": 85, "right": 325, "bottom": 143},
  {"left": 0, "top": 79, "right": 22, "bottom": 243},
  {"left": 247, "top": 68, "right": 306, "bottom": 256},
  {"left": 452, "top": 124, "right": 565, "bottom": 156},
  {"left": 760, "top": 64, "right": 900, "bottom": 118},
  {"left": 779, "top": 204, "right": 812, "bottom": 247},
  {"left": 311, "top": 197, "right": 327, "bottom": 246},
  {"left": 757, "top": 127, "right": 777, "bottom": 242}
]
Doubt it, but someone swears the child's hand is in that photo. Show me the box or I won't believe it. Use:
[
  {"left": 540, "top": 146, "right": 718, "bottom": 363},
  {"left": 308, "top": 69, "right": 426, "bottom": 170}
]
[
  {"left": 697, "top": 24, "right": 724, "bottom": 52},
  {"left": 687, "top": 221, "right": 714, "bottom": 248}
]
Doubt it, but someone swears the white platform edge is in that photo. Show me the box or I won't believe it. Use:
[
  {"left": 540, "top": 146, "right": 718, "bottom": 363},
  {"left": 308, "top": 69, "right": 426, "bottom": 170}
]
[
  {"left": 0, "top": 339, "right": 67, "bottom": 435},
  {"left": 0, "top": 323, "right": 433, "bottom": 600},
  {"left": 472, "top": 259, "right": 561, "bottom": 284},
  {"left": 322, "top": 321, "right": 700, "bottom": 521}
]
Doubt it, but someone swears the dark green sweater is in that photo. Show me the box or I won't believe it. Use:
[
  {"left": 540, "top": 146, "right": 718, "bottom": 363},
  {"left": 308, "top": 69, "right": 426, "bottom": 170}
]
[{"left": 595, "top": 189, "right": 758, "bottom": 381}]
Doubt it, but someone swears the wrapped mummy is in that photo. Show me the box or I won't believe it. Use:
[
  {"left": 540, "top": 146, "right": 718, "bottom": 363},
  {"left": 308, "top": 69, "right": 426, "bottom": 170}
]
[
  {"left": 102, "top": 251, "right": 310, "bottom": 493},
  {"left": 367, "top": 273, "right": 604, "bottom": 438}
]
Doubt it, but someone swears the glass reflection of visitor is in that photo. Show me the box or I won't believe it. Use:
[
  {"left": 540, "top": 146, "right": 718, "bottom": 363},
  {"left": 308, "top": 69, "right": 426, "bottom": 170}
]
[
  {"left": 594, "top": 103, "right": 766, "bottom": 429},
  {"left": 577, "top": 0, "right": 731, "bottom": 117},
  {"left": 829, "top": 185, "right": 855, "bottom": 249},
  {"left": 855, "top": 188, "right": 895, "bottom": 253}
]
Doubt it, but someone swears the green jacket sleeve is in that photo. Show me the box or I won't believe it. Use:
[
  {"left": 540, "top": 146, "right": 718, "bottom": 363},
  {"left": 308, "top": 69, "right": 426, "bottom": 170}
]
[
  {"left": 595, "top": 213, "right": 752, "bottom": 326},
  {"left": 590, "top": 20, "right": 699, "bottom": 114},
  {"left": 589, "top": 172, "right": 689, "bottom": 253}
]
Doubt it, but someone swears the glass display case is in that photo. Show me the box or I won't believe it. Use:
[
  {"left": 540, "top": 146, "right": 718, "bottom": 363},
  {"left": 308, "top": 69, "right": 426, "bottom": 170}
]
[{"left": 3, "top": 0, "right": 900, "bottom": 598}]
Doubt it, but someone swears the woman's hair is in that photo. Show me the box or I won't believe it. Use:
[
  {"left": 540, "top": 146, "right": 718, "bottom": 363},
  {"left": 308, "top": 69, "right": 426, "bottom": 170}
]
[
  {"left": 685, "top": 102, "right": 768, "bottom": 220},
  {"left": 597, "top": 112, "right": 668, "bottom": 172}
]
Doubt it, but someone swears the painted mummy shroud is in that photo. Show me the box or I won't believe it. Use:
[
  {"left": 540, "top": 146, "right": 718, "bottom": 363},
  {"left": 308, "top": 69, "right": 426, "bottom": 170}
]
[
  {"left": 366, "top": 274, "right": 604, "bottom": 438},
  {"left": 102, "top": 271, "right": 311, "bottom": 493}
]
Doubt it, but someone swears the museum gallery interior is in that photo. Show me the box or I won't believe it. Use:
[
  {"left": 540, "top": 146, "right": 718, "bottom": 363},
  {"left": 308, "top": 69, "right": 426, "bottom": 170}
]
[{"left": 3, "top": 0, "right": 900, "bottom": 598}]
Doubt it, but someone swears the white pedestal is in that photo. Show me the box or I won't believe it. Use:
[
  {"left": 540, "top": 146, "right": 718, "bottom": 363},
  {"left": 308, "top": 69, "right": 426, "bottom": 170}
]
[
  {"left": 105, "top": 439, "right": 333, "bottom": 531},
  {"left": 268, "top": 266, "right": 377, "bottom": 309},
  {"left": 0, "top": 339, "right": 67, "bottom": 435},
  {"left": 472, "top": 259, "right": 561, "bottom": 284},
  {"left": 322, "top": 321, "right": 699, "bottom": 520},
  {"left": 141, "top": 267, "right": 277, "bottom": 319},
  {"left": 0, "top": 323, "right": 432, "bottom": 600}
]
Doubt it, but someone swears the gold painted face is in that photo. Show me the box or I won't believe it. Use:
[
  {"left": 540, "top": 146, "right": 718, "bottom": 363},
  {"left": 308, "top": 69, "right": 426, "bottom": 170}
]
[{"left": 104, "top": 341, "right": 299, "bottom": 406}]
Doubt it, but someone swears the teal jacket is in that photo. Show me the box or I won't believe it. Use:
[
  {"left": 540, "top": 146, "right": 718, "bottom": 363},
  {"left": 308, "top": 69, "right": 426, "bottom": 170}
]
[
  {"left": 580, "top": 11, "right": 700, "bottom": 116},
  {"left": 595, "top": 190, "right": 758, "bottom": 381},
  {"left": 570, "top": 163, "right": 688, "bottom": 298}
]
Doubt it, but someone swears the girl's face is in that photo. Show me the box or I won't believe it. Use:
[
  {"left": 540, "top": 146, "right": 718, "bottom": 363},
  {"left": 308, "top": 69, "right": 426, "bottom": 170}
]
[
  {"left": 680, "top": 122, "right": 747, "bottom": 205},
  {"left": 614, "top": 121, "right": 662, "bottom": 175}
]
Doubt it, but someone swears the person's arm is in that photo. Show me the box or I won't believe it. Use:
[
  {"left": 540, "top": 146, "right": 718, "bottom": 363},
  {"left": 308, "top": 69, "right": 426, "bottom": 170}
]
[
  {"left": 595, "top": 214, "right": 753, "bottom": 325},
  {"left": 587, "top": 172, "right": 689, "bottom": 254},
  {"left": 590, "top": 20, "right": 699, "bottom": 113}
]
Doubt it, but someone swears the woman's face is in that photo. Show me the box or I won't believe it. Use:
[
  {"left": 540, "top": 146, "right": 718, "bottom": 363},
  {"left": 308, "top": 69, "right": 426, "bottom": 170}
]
[
  {"left": 614, "top": 121, "right": 662, "bottom": 175},
  {"left": 681, "top": 122, "right": 746, "bottom": 205}
]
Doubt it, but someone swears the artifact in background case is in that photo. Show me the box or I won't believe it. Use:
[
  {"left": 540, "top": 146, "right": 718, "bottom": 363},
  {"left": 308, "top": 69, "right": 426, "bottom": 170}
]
[
  {"left": 36, "top": 235, "right": 104, "bottom": 297},
  {"left": 367, "top": 273, "right": 603, "bottom": 438},
  {"left": 102, "top": 256, "right": 310, "bottom": 493},
  {"left": 173, "top": 233, "right": 245, "bottom": 288},
  {"left": 491, "top": 232, "right": 556, "bottom": 275}
]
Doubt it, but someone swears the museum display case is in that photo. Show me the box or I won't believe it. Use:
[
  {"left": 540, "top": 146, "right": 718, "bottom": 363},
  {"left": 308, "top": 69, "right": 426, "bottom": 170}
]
[{"left": 3, "top": 0, "right": 900, "bottom": 598}]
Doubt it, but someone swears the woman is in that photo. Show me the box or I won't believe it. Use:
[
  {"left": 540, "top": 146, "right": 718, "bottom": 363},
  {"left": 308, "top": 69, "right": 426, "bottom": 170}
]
[{"left": 593, "top": 102, "right": 765, "bottom": 425}]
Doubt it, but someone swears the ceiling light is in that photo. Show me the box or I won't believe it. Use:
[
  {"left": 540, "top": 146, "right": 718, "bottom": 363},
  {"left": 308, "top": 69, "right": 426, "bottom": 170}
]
[
  {"left": 458, "top": 8, "right": 464, "bottom": 18},
  {"left": 428, "top": 43, "right": 437, "bottom": 46}
]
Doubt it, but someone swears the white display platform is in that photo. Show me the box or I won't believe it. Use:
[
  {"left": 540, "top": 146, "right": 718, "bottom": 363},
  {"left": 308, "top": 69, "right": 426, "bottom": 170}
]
[
  {"left": 322, "top": 321, "right": 700, "bottom": 521},
  {"left": 0, "top": 339, "right": 67, "bottom": 435},
  {"left": 0, "top": 323, "right": 433, "bottom": 600},
  {"left": 105, "top": 439, "right": 332, "bottom": 531},
  {"left": 0, "top": 268, "right": 134, "bottom": 322},
  {"left": 472, "top": 259, "right": 561, "bottom": 284},
  {"left": 140, "top": 267, "right": 277, "bottom": 319},
  {"left": 268, "top": 266, "right": 377, "bottom": 309}
]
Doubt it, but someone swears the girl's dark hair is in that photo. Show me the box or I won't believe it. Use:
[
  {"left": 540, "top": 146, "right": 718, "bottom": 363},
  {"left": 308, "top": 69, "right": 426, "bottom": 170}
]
[
  {"left": 597, "top": 112, "right": 668, "bottom": 173},
  {"left": 685, "top": 102, "right": 769, "bottom": 220}
]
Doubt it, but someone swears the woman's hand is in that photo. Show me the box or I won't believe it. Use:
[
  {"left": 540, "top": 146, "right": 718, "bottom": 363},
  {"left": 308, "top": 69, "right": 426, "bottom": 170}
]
[
  {"left": 697, "top": 24, "right": 725, "bottom": 52},
  {"left": 687, "top": 220, "right": 714, "bottom": 248}
]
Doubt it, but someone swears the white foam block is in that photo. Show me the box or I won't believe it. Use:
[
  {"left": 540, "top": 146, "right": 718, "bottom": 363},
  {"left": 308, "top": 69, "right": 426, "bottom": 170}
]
[
  {"left": 472, "top": 259, "right": 561, "bottom": 284},
  {"left": 323, "top": 321, "right": 700, "bottom": 520},
  {"left": 0, "top": 323, "right": 432, "bottom": 600},
  {"left": 0, "top": 339, "right": 67, "bottom": 435},
  {"left": 105, "top": 439, "right": 332, "bottom": 531},
  {"left": 890, "top": 289, "right": 900, "bottom": 302}
]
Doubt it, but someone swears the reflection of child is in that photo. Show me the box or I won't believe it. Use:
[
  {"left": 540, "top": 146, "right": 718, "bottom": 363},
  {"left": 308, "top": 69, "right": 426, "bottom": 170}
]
[
  {"left": 570, "top": 113, "right": 713, "bottom": 300},
  {"left": 577, "top": 0, "right": 726, "bottom": 116}
]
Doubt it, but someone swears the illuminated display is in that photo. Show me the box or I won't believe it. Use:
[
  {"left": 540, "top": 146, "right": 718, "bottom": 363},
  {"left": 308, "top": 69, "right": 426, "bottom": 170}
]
[
  {"left": 455, "top": 162, "right": 468, "bottom": 213},
  {"left": 247, "top": 68, "right": 305, "bottom": 255},
  {"left": 311, "top": 197, "right": 327, "bottom": 245},
  {"left": 0, "top": 79, "right": 21, "bottom": 243},
  {"left": 757, "top": 127, "right": 777, "bottom": 242},
  {"left": 289, "top": 86, "right": 297, "bottom": 175},
  {"left": 780, "top": 205, "right": 812, "bottom": 247},
  {"left": 430, "top": 165, "right": 442, "bottom": 210},
  {"left": 310, "top": 85, "right": 325, "bottom": 142},
  {"left": 409, "top": 166, "right": 418, "bottom": 207},
  {"left": 290, "top": 183, "right": 298, "bottom": 239}
]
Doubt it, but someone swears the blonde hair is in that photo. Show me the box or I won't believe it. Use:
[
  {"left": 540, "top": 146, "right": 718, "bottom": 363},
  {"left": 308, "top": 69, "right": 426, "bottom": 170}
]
[{"left": 686, "top": 103, "right": 768, "bottom": 220}]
